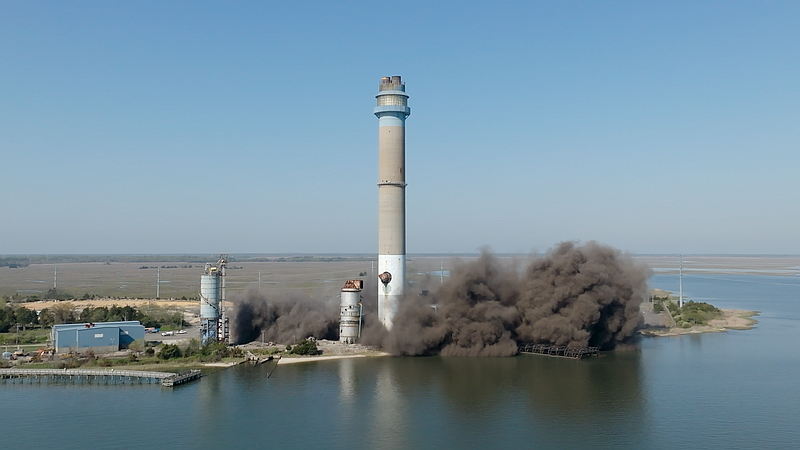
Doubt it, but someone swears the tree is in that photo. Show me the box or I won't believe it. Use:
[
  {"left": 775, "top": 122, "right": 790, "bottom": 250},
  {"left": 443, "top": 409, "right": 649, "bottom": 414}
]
[
  {"left": 129, "top": 338, "right": 146, "bottom": 353},
  {"left": 44, "top": 288, "right": 73, "bottom": 301},
  {"left": 287, "top": 339, "right": 320, "bottom": 356},
  {"left": 183, "top": 338, "right": 201, "bottom": 357},
  {"left": 50, "top": 302, "right": 77, "bottom": 324},
  {"left": 0, "top": 305, "right": 14, "bottom": 333},
  {"left": 14, "top": 307, "right": 36, "bottom": 328},
  {"left": 38, "top": 308, "right": 53, "bottom": 327},
  {"left": 80, "top": 306, "right": 110, "bottom": 323},
  {"left": 157, "top": 344, "right": 182, "bottom": 360}
]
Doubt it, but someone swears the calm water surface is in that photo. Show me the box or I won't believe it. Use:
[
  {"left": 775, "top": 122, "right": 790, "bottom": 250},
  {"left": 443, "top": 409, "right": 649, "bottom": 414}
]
[{"left": 3, "top": 274, "right": 799, "bottom": 449}]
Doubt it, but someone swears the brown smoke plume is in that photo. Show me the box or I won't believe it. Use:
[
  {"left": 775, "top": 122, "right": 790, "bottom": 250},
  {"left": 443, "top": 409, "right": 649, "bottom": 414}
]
[
  {"left": 231, "top": 288, "right": 340, "bottom": 344},
  {"left": 232, "top": 242, "right": 650, "bottom": 356},
  {"left": 374, "top": 242, "right": 650, "bottom": 356},
  {"left": 515, "top": 242, "right": 648, "bottom": 350}
]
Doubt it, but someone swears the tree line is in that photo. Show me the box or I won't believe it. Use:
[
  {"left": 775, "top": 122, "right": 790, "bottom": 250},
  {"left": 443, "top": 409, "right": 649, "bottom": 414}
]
[{"left": 0, "top": 301, "right": 185, "bottom": 333}]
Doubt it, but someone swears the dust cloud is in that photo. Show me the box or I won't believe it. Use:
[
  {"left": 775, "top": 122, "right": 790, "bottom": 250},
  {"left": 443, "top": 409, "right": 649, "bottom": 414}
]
[
  {"left": 231, "top": 288, "right": 340, "bottom": 345},
  {"left": 233, "top": 242, "right": 650, "bottom": 356}
]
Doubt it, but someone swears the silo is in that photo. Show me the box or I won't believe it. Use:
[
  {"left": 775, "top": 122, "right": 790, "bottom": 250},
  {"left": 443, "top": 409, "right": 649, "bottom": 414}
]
[
  {"left": 200, "top": 269, "right": 220, "bottom": 344},
  {"left": 339, "top": 280, "right": 363, "bottom": 344}
]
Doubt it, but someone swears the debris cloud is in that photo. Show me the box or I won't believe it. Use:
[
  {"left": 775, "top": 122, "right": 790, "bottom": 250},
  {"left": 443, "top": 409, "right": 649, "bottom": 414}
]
[
  {"left": 232, "top": 288, "right": 339, "bottom": 345},
  {"left": 233, "top": 242, "right": 650, "bottom": 356}
]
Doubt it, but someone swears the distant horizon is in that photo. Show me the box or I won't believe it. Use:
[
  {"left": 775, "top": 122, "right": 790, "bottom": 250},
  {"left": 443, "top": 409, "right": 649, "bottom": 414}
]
[{"left": 3, "top": 252, "right": 800, "bottom": 260}]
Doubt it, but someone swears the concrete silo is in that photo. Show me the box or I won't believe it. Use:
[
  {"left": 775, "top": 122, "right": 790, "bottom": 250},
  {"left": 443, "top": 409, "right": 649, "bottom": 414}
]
[
  {"left": 339, "top": 279, "right": 363, "bottom": 343},
  {"left": 199, "top": 255, "right": 229, "bottom": 345}
]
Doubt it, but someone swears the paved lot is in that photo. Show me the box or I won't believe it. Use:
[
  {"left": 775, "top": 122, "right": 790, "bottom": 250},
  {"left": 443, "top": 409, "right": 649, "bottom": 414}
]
[{"left": 144, "top": 325, "right": 200, "bottom": 343}]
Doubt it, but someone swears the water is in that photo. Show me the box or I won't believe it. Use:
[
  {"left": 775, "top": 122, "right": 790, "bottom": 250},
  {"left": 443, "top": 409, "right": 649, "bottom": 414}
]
[{"left": 4, "top": 274, "right": 800, "bottom": 449}]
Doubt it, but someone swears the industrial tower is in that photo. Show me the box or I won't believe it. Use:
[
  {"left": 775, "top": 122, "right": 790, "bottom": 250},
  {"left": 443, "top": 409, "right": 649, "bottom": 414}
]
[
  {"left": 199, "top": 254, "right": 230, "bottom": 345},
  {"left": 339, "top": 279, "right": 364, "bottom": 343},
  {"left": 374, "top": 76, "right": 410, "bottom": 330}
]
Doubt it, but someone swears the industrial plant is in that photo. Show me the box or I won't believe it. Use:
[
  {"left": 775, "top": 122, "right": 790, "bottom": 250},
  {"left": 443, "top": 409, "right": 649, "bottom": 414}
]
[
  {"left": 6, "top": 75, "right": 647, "bottom": 372},
  {"left": 187, "top": 76, "right": 642, "bottom": 356},
  {"left": 192, "top": 77, "right": 411, "bottom": 347}
]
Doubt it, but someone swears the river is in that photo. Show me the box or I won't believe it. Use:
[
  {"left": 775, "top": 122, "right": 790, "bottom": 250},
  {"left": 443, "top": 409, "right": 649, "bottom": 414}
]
[{"left": 3, "top": 273, "right": 799, "bottom": 449}]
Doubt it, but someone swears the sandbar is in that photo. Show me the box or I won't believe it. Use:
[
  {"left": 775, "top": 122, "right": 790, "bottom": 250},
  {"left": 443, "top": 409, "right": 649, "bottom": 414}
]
[{"left": 277, "top": 353, "right": 389, "bottom": 365}]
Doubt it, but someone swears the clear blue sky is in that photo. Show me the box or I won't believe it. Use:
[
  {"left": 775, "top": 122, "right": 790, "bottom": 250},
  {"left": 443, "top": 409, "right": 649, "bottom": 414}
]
[{"left": 2, "top": 1, "right": 798, "bottom": 255}]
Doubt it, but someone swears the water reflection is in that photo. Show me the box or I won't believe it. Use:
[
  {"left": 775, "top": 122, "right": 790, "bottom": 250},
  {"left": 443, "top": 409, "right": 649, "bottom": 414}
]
[
  {"left": 366, "top": 362, "right": 411, "bottom": 449},
  {"left": 515, "top": 352, "right": 646, "bottom": 422},
  {"left": 372, "top": 353, "right": 645, "bottom": 422},
  {"left": 327, "top": 353, "right": 646, "bottom": 448},
  {"left": 339, "top": 357, "right": 356, "bottom": 401}
]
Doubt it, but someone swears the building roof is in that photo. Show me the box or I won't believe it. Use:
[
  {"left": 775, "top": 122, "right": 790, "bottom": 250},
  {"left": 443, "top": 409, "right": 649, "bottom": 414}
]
[{"left": 52, "top": 321, "right": 143, "bottom": 331}]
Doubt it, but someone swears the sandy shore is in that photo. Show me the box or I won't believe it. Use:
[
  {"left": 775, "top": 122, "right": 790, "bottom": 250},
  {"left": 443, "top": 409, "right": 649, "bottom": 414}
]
[
  {"left": 277, "top": 353, "right": 390, "bottom": 365},
  {"left": 203, "top": 361, "right": 241, "bottom": 367},
  {"left": 640, "top": 309, "right": 758, "bottom": 337}
]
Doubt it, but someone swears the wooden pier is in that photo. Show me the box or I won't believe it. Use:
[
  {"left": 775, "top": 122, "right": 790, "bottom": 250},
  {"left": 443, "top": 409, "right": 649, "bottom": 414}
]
[
  {"left": 0, "top": 368, "right": 202, "bottom": 387},
  {"left": 161, "top": 370, "right": 202, "bottom": 387},
  {"left": 517, "top": 343, "right": 599, "bottom": 359}
]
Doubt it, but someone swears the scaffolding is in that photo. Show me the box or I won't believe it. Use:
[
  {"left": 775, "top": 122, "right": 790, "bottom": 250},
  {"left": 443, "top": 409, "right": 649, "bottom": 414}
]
[{"left": 517, "top": 343, "right": 599, "bottom": 359}]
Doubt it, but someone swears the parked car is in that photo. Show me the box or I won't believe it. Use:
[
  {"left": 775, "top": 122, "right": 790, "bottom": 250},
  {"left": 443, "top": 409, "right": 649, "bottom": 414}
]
[{"left": 161, "top": 331, "right": 174, "bottom": 336}]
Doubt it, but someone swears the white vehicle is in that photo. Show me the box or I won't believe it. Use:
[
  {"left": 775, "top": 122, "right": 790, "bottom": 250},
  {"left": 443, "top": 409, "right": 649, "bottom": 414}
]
[
  {"left": 161, "top": 331, "right": 174, "bottom": 336},
  {"left": 176, "top": 330, "right": 187, "bottom": 334}
]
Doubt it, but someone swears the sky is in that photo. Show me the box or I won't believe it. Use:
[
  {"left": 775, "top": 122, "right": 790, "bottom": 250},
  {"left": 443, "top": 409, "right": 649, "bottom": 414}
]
[{"left": 2, "top": 1, "right": 798, "bottom": 255}]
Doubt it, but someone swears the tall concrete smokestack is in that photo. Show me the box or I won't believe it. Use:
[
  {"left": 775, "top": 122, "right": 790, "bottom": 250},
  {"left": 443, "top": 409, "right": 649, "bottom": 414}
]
[{"left": 375, "top": 75, "right": 410, "bottom": 330}]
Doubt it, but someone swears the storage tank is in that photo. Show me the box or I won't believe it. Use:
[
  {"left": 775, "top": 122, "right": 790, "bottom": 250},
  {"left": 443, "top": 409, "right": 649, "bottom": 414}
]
[
  {"left": 200, "top": 274, "right": 220, "bottom": 319},
  {"left": 200, "top": 266, "right": 220, "bottom": 344},
  {"left": 339, "top": 280, "right": 363, "bottom": 344}
]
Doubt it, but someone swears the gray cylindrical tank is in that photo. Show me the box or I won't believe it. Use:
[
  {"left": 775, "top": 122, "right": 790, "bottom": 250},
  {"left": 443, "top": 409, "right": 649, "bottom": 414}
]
[
  {"left": 200, "top": 274, "right": 220, "bottom": 319},
  {"left": 339, "top": 280, "right": 363, "bottom": 344}
]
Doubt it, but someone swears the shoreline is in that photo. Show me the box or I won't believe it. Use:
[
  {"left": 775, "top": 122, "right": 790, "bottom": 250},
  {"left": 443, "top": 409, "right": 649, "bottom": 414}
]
[
  {"left": 277, "top": 352, "right": 390, "bottom": 365},
  {"left": 639, "top": 308, "right": 758, "bottom": 337}
]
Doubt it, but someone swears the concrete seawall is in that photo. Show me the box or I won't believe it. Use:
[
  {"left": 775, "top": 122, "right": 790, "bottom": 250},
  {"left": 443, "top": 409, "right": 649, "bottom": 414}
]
[{"left": 0, "top": 368, "right": 201, "bottom": 387}]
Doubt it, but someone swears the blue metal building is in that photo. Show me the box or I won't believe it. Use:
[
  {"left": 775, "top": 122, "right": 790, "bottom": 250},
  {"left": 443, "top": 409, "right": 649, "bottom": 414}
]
[{"left": 51, "top": 321, "right": 145, "bottom": 354}]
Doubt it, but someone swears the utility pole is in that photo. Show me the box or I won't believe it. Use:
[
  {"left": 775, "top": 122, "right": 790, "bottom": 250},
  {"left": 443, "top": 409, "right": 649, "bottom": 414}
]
[{"left": 679, "top": 254, "right": 684, "bottom": 309}]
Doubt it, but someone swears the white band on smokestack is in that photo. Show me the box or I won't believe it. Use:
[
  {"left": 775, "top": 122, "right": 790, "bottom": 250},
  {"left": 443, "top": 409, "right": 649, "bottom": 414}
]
[
  {"left": 375, "top": 76, "right": 410, "bottom": 330},
  {"left": 378, "top": 254, "right": 406, "bottom": 329}
]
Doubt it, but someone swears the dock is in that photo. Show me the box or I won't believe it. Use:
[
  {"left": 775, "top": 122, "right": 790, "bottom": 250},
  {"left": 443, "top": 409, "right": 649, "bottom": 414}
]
[
  {"left": 0, "top": 368, "right": 202, "bottom": 387},
  {"left": 245, "top": 351, "right": 278, "bottom": 365},
  {"left": 161, "top": 370, "right": 202, "bottom": 387},
  {"left": 517, "top": 343, "right": 599, "bottom": 359}
]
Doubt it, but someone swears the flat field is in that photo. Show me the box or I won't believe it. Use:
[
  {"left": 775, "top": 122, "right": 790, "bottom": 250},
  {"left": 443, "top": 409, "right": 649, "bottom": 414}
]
[
  {"left": 2, "top": 255, "right": 798, "bottom": 303},
  {"left": 0, "top": 260, "right": 371, "bottom": 299},
  {"left": 0, "top": 257, "right": 456, "bottom": 301}
]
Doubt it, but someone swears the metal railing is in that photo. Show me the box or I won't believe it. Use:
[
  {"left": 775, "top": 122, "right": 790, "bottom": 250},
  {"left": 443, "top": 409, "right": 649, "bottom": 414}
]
[
  {"left": 0, "top": 368, "right": 174, "bottom": 378},
  {"left": 517, "top": 343, "right": 599, "bottom": 359}
]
